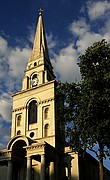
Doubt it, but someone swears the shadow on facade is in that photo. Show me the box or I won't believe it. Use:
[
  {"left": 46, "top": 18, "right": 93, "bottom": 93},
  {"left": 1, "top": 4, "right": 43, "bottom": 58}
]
[{"left": 12, "top": 140, "right": 27, "bottom": 180}]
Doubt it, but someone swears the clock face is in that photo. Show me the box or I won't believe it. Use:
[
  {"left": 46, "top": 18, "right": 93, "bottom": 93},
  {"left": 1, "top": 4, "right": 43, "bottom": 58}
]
[{"left": 31, "top": 78, "right": 38, "bottom": 86}]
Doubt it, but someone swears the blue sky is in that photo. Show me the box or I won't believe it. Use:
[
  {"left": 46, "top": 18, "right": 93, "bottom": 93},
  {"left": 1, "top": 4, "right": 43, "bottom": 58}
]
[{"left": 0, "top": 0, "right": 110, "bottom": 169}]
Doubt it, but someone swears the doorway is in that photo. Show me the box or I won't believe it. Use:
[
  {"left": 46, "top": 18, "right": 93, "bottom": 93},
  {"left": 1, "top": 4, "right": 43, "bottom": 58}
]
[{"left": 12, "top": 140, "right": 27, "bottom": 180}]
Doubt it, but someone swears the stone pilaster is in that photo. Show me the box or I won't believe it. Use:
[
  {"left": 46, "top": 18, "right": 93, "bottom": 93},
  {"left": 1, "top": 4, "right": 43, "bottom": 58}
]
[
  {"left": 50, "top": 162, "right": 54, "bottom": 180},
  {"left": 40, "top": 154, "right": 45, "bottom": 180},
  {"left": 26, "top": 156, "right": 32, "bottom": 180}
]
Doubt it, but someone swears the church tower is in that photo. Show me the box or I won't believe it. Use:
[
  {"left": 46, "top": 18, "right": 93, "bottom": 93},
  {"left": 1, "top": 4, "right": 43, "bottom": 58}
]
[
  {"left": 11, "top": 9, "right": 59, "bottom": 147},
  {"left": 0, "top": 10, "right": 66, "bottom": 180}
]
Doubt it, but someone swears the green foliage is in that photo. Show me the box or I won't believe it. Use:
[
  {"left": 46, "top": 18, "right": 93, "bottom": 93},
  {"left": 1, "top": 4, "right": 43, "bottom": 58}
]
[
  {"left": 56, "top": 81, "right": 80, "bottom": 121},
  {"left": 56, "top": 81, "right": 81, "bottom": 150},
  {"left": 57, "top": 40, "right": 110, "bottom": 158},
  {"left": 57, "top": 39, "right": 110, "bottom": 180},
  {"left": 76, "top": 39, "right": 110, "bottom": 155}
]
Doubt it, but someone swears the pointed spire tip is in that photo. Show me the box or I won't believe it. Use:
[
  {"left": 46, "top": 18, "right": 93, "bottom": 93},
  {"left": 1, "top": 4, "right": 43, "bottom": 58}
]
[{"left": 39, "top": 8, "right": 43, "bottom": 16}]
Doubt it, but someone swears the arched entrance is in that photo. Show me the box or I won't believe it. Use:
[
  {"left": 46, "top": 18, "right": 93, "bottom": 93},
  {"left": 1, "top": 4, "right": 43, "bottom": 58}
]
[{"left": 12, "top": 140, "right": 27, "bottom": 180}]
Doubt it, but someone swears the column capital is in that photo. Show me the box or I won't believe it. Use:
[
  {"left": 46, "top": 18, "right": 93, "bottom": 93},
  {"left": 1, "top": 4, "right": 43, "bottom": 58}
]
[{"left": 27, "top": 156, "right": 32, "bottom": 159}]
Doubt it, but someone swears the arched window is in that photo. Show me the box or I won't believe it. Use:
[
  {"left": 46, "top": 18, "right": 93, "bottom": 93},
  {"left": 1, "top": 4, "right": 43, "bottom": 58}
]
[
  {"left": 28, "top": 100, "right": 37, "bottom": 124},
  {"left": 44, "top": 124, "right": 49, "bottom": 137},
  {"left": 32, "top": 74, "right": 37, "bottom": 80},
  {"left": 44, "top": 108, "right": 49, "bottom": 119},
  {"left": 17, "top": 130, "right": 21, "bottom": 135},
  {"left": 17, "top": 115, "right": 21, "bottom": 126},
  {"left": 31, "top": 74, "right": 38, "bottom": 87},
  {"left": 27, "top": 76, "right": 29, "bottom": 89},
  {"left": 34, "top": 62, "right": 37, "bottom": 66}
]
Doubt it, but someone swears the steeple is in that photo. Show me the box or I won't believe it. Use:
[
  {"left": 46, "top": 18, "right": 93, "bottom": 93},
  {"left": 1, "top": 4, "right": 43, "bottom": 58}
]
[
  {"left": 29, "top": 8, "right": 49, "bottom": 62},
  {"left": 22, "top": 9, "right": 55, "bottom": 91}
]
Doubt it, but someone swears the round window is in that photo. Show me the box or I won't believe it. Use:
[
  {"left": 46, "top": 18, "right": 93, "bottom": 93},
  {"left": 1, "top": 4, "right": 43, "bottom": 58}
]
[{"left": 30, "top": 132, "right": 35, "bottom": 138}]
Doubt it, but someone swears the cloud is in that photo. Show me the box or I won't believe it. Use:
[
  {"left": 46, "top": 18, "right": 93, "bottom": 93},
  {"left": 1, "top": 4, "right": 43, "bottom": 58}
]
[
  {"left": 27, "top": 25, "right": 35, "bottom": 44},
  {"left": 87, "top": 1, "right": 110, "bottom": 20},
  {"left": 52, "top": 43, "right": 81, "bottom": 82},
  {"left": 76, "top": 32, "right": 102, "bottom": 54},
  {"left": 46, "top": 33, "right": 57, "bottom": 49},
  {"left": 0, "top": 36, "right": 9, "bottom": 57},
  {"left": 0, "top": 35, "right": 31, "bottom": 149},
  {"left": 0, "top": 124, "right": 11, "bottom": 150},
  {"left": 8, "top": 47, "right": 31, "bottom": 79},
  {"left": 69, "top": 18, "right": 90, "bottom": 37},
  {"left": 68, "top": 0, "right": 110, "bottom": 54},
  {"left": 0, "top": 143, "right": 6, "bottom": 150},
  {"left": 53, "top": 1, "right": 110, "bottom": 83},
  {"left": 0, "top": 93, "right": 12, "bottom": 122},
  {"left": 0, "top": 35, "right": 32, "bottom": 91}
]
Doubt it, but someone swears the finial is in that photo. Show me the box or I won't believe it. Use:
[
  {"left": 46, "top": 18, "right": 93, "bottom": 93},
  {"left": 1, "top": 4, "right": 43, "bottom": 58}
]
[{"left": 39, "top": 8, "right": 43, "bottom": 15}]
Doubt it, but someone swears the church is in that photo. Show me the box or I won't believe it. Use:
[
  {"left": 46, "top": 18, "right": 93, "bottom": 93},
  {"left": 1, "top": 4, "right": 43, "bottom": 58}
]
[{"left": 0, "top": 9, "right": 110, "bottom": 180}]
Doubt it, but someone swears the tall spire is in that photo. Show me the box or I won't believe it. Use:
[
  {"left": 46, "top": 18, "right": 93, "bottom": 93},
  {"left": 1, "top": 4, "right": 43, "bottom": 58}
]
[{"left": 29, "top": 8, "right": 49, "bottom": 62}]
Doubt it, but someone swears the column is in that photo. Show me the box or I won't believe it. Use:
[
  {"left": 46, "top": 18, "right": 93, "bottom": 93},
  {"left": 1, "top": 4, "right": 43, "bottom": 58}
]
[
  {"left": 65, "top": 167, "right": 68, "bottom": 177},
  {"left": 26, "top": 156, "right": 32, "bottom": 180},
  {"left": 40, "top": 154, "right": 45, "bottom": 180},
  {"left": 50, "top": 162, "right": 54, "bottom": 180},
  {"left": 7, "top": 160, "right": 12, "bottom": 180}
]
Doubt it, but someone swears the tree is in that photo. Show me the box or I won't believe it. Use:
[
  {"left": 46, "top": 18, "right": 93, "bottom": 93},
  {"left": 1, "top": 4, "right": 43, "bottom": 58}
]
[
  {"left": 57, "top": 40, "right": 110, "bottom": 180},
  {"left": 71, "top": 39, "right": 110, "bottom": 180},
  {"left": 78, "top": 39, "right": 110, "bottom": 180},
  {"left": 56, "top": 81, "right": 81, "bottom": 143}
]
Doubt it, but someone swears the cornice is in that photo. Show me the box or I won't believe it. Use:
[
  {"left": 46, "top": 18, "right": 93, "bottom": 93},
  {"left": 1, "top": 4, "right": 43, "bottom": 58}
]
[
  {"left": 26, "top": 143, "right": 45, "bottom": 151},
  {"left": 12, "top": 106, "right": 26, "bottom": 112},
  {"left": 39, "top": 97, "right": 54, "bottom": 105},
  {"left": 0, "top": 150, "right": 12, "bottom": 161},
  {"left": 12, "top": 80, "right": 55, "bottom": 97}
]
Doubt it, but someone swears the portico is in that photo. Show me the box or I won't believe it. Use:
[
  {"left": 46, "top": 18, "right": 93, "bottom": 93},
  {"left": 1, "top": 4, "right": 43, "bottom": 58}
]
[
  {"left": 0, "top": 136, "right": 59, "bottom": 180},
  {"left": 25, "top": 141, "right": 57, "bottom": 180}
]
